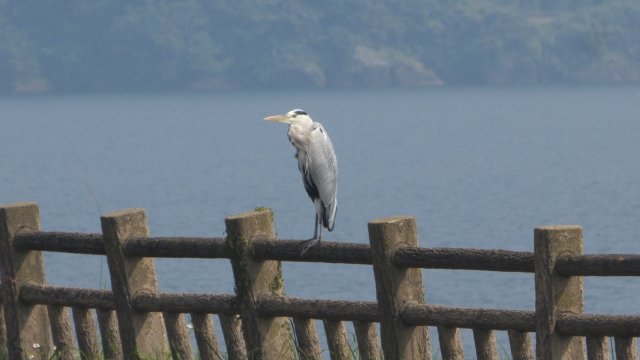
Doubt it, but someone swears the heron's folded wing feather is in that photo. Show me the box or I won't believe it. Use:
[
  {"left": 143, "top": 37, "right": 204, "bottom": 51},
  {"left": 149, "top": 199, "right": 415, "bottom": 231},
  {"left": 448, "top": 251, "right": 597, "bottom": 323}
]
[{"left": 308, "top": 123, "right": 338, "bottom": 210}]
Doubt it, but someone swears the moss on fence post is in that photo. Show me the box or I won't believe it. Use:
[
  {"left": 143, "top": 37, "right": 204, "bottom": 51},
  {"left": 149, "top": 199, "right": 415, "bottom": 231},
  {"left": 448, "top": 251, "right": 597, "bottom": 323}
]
[
  {"left": 0, "top": 202, "right": 52, "bottom": 360},
  {"left": 225, "top": 208, "right": 295, "bottom": 360}
]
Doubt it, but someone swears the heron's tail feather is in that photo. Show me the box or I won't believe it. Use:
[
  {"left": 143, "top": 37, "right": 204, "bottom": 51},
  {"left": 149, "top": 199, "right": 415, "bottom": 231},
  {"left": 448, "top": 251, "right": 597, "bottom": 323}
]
[{"left": 323, "top": 202, "right": 337, "bottom": 231}]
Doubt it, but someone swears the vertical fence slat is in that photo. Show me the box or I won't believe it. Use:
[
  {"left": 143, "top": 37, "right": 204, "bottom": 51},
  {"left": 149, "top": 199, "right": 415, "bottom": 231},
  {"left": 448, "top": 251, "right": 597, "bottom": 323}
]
[
  {"left": 225, "top": 209, "right": 294, "bottom": 359},
  {"left": 48, "top": 305, "right": 76, "bottom": 360},
  {"left": 368, "top": 216, "right": 431, "bottom": 360},
  {"left": 101, "top": 208, "right": 166, "bottom": 359},
  {"left": 0, "top": 203, "right": 52, "bottom": 360},
  {"left": 96, "top": 308, "right": 123, "bottom": 360},
  {"left": 164, "top": 312, "right": 194, "bottom": 360},
  {"left": 534, "top": 225, "right": 585, "bottom": 360},
  {"left": 218, "top": 314, "right": 247, "bottom": 360},
  {"left": 615, "top": 337, "right": 638, "bottom": 360},
  {"left": 472, "top": 328, "right": 498, "bottom": 360},
  {"left": 507, "top": 330, "right": 534, "bottom": 360},
  {"left": 0, "top": 303, "right": 6, "bottom": 353},
  {"left": 353, "top": 320, "right": 382, "bottom": 360},
  {"left": 190, "top": 313, "right": 222, "bottom": 360},
  {"left": 437, "top": 326, "right": 464, "bottom": 360},
  {"left": 587, "top": 335, "right": 610, "bottom": 360},
  {"left": 0, "top": 202, "right": 52, "bottom": 360},
  {"left": 72, "top": 307, "right": 100, "bottom": 360},
  {"left": 293, "top": 317, "right": 322, "bottom": 360},
  {"left": 323, "top": 320, "right": 351, "bottom": 360}
]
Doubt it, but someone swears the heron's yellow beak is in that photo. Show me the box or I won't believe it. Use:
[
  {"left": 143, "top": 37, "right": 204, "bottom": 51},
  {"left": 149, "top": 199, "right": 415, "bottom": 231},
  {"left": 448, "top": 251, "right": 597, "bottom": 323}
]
[{"left": 264, "top": 115, "right": 288, "bottom": 122}]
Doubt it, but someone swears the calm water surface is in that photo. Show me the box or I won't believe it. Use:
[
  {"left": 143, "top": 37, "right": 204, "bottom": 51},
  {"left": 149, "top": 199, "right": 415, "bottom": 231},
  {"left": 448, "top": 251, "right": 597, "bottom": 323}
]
[{"left": 2, "top": 85, "right": 640, "bottom": 358}]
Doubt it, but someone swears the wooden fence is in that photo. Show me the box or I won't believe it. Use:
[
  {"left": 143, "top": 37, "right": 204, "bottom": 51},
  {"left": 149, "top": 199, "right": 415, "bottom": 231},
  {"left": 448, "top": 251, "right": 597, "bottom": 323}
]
[{"left": 1, "top": 202, "right": 640, "bottom": 360}]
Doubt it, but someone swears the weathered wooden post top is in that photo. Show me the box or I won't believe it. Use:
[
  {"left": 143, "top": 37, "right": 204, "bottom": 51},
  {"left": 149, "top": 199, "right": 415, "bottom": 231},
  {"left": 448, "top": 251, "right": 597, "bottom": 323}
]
[
  {"left": 101, "top": 208, "right": 166, "bottom": 359},
  {"left": 369, "top": 215, "right": 431, "bottom": 360},
  {"left": 0, "top": 202, "right": 52, "bottom": 360},
  {"left": 225, "top": 209, "right": 295, "bottom": 360},
  {"left": 535, "top": 225, "right": 584, "bottom": 360}
]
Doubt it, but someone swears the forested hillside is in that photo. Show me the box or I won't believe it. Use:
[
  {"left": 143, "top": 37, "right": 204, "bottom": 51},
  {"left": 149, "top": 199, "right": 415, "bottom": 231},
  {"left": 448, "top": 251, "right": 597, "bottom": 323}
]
[{"left": 1, "top": 0, "right": 639, "bottom": 93}]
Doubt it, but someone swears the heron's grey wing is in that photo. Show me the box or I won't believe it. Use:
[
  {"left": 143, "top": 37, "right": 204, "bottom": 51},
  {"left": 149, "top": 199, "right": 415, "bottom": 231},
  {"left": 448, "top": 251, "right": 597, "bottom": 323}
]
[{"left": 308, "top": 123, "right": 338, "bottom": 226}]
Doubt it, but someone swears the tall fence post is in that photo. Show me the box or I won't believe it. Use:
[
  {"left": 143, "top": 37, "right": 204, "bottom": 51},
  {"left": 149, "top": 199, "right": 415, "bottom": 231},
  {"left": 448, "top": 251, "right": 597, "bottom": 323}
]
[
  {"left": 225, "top": 209, "right": 295, "bottom": 360},
  {"left": 0, "top": 202, "right": 52, "bottom": 360},
  {"left": 369, "top": 216, "right": 431, "bottom": 360},
  {"left": 534, "top": 225, "right": 585, "bottom": 360},
  {"left": 101, "top": 208, "right": 166, "bottom": 359}
]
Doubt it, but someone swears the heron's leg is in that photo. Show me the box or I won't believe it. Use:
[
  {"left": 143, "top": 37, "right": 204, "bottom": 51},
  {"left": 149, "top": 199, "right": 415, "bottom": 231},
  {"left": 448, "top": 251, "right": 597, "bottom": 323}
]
[
  {"left": 318, "top": 225, "right": 324, "bottom": 244},
  {"left": 301, "top": 214, "right": 321, "bottom": 256},
  {"left": 312, "top": 214, "right": 319, "bottom": 240}
]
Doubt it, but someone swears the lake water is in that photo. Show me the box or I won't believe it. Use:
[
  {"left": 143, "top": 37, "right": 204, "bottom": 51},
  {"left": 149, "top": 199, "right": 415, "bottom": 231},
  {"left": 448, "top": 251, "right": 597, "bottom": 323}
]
[{"left": 2, "top": 85, "right": 640, "bottom": 358}]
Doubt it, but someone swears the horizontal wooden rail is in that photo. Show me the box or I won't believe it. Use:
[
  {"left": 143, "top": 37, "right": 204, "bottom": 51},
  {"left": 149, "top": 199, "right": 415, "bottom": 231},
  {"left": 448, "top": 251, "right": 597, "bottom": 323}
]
[
  {"left": 19, "top": 283, "right": 115, "bottom": 309},
  {"left": 555, "top": 254, "right": 640, "bottom": 276},
  {"left": 400, "top": 303, "right": 535, "bottom": 332},
  {"left": 557, "top": 313, "right": 640, "bottom": 337},
  {"left": 251, "top": 239, "right": 373, "bottom": 264},
  {"left": 14, "top": 231, "right": 105, "bottom": 255},
  {"left": 393, "top": 246, "right": 535, "bottom": 272},
  {"left": 132, "top": 291, "right": 236, "bottom": 314},
  {"left": 258, "top": 295, "right": 379, "bottom": 322},
  {"left": 124, "top": 237, "right": 230, "bottom": 258}
]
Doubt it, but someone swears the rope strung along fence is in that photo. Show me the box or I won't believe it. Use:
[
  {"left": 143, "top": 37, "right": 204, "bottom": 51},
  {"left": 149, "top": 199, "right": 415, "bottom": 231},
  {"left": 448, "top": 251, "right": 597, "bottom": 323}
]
[{"left": 2, "top": 202, "right": 640, "bottom": 360}]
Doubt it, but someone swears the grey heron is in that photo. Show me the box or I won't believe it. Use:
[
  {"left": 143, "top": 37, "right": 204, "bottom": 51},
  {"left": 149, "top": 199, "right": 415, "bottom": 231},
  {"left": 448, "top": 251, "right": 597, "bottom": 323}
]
[{"left": 264, "top": 109, "right": 338, "bottom": 254}]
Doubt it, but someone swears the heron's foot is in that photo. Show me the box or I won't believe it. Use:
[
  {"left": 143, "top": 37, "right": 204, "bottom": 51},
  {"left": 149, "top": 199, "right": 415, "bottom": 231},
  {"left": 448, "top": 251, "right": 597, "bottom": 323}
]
[{"left": 300, "top": 237, "right": 321, "bottom": 257}]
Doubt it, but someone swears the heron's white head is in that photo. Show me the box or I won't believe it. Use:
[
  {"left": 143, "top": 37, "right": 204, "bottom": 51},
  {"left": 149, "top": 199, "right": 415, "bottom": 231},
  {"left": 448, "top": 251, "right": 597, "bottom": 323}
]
[{"left": 264, "top": 109, "right": 312, "bottom": 125}]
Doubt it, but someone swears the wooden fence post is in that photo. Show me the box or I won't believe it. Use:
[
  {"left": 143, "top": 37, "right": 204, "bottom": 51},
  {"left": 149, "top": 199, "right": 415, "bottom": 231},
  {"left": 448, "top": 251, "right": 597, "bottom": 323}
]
[
  {"left": 507, "top": 330, "right": 534, "bottom": 360},
  {"left": 353, "top": 320, "right": 383, "bottom": 360},
  {"left": 218, "top": 313, "right": 247, "bottom": 360},
  {"left": 163, "top": 312, "right": 194, "bottom": 360},
  {"left": 615, "top": 337, "right": 638, "bottom": 360},
  {"left": 0, "top": 304, "right": 6, "bottom": 352},
  {"left": 323, "top": 320, "right": 351, "bottom": 360},
  {"left": 72, "top": 307, "right": 100, "bottom": 360},
  {"left": 472, "top": 328, "right": 498, "bottom": 360},
  {"left": 293, "top": 317, "right": 322, "bottom": 360},
  {"left": 586, "top": 336, "right": 610, "bottom": 360},
  {"left": 534, "top": 225, "right": 585, "bottom": 360},
  {"left": 48, "top": 305, "right": 76, "bottom": 360},
  {"left": 101, "top": 208, "right": 167, "bottom": 359},
  {"left": 225, "top": 209, "right": 295, "bottom": 359},
  {"left": 0, "top": 202, "right": 52, "bottom": 360},
  {"left": 190, "top": 313, "right": 222, "bottom": 360},
  {"left": 369, "top": 216, "right": 431, "bottom": 360},
  {"left": 437, "top": 326, "right": 464, "bottom": 360},
  {"left": 96, "top": 308, "right": 123, "bottom": 360}
]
